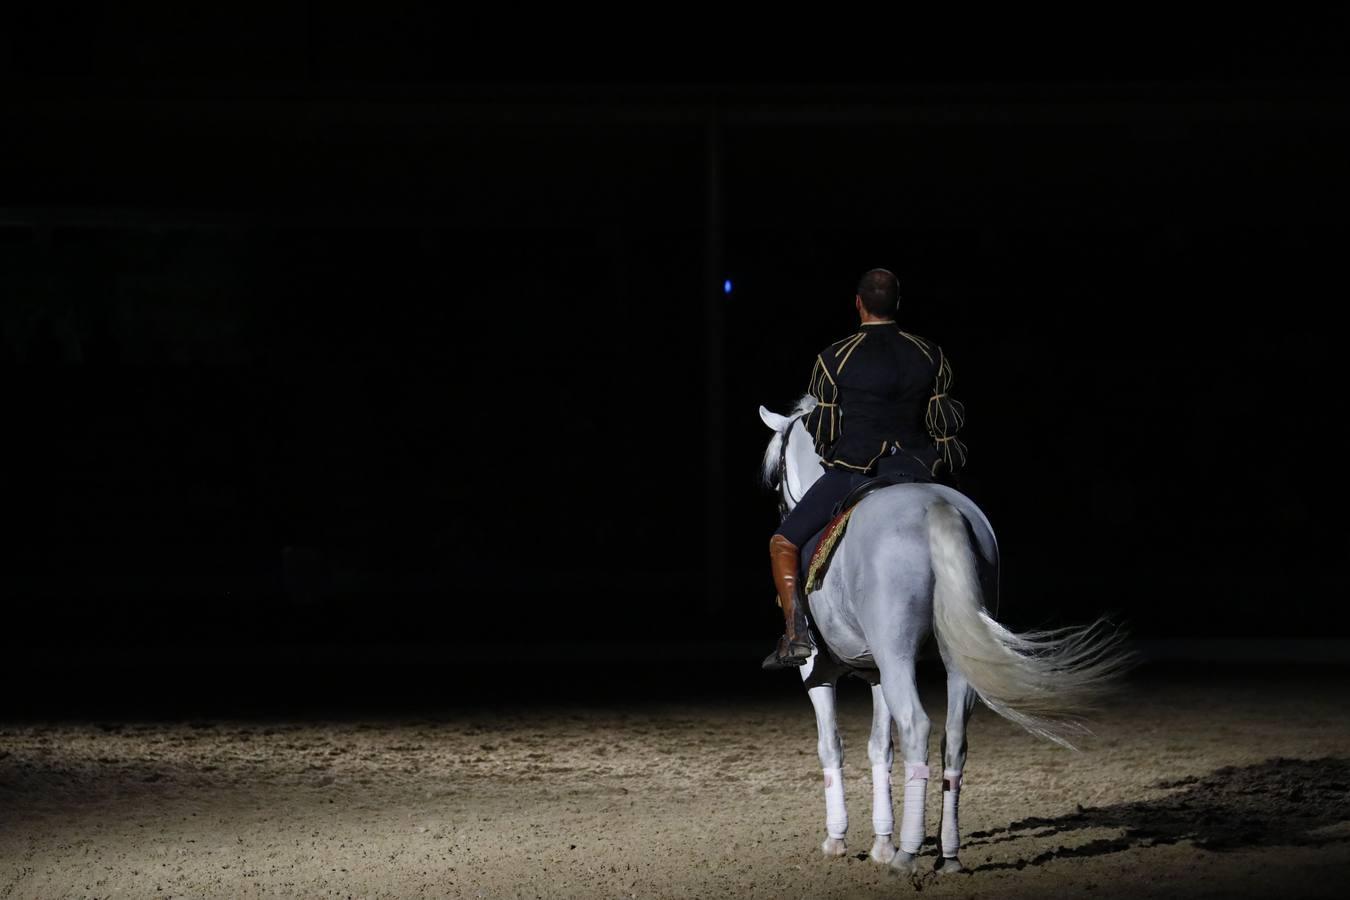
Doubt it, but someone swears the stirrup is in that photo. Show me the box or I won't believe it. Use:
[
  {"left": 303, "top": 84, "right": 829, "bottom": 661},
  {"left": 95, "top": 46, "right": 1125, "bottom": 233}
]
[{"left": 761, "top": 634, "right": 814, "bottom": 670}]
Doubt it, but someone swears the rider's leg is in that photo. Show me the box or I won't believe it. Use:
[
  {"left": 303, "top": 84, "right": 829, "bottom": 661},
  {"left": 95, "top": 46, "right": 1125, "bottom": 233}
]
[
  {"left": 764, "top": 532, "right": 812, "bottom": 667},
  {"left": 764, "top": 468, "right": 863, "bottom": 669}
]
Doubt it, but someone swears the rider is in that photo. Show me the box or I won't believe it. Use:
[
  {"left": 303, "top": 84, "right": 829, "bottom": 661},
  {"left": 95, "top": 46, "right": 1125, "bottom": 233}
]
[{"left": 763, "top": 268, "right": 969, "bottom": 670}]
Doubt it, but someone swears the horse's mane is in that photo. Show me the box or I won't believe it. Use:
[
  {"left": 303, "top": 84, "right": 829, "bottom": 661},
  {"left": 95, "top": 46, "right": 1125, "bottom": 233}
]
[{"left": 761, "top": 393, "right": 818, "bottom": 488}]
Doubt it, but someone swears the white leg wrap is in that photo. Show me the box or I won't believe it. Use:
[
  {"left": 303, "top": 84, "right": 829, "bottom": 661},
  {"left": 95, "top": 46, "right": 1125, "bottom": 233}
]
[
  {"left": 871, "top": 764, "right": 894, "bottom": 836},
  {"left": 941, "top": 769, "right": 962, "bottom": 857},
  {"left": 899, "top": 762, "right": 928, "bottom": 853},
  {"left": 823, "top": 767, "right": 848, "bottom": 839}
]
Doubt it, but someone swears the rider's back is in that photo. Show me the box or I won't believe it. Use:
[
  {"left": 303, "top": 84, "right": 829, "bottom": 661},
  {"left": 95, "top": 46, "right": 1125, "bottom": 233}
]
[{"left": 803, "top": 322, "right": 966, "bottom": 479}]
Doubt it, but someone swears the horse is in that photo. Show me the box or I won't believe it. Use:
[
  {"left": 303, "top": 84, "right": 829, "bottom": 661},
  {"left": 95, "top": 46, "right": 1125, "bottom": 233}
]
[{"left": 758, "top": 395, "right": 1132, "bottom": 875}]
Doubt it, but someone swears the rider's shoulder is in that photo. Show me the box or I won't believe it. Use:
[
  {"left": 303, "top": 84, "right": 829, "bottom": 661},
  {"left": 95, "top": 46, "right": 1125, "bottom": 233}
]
[
  {"left": 818, "top": 330, "right": 865, "bottom": 363},
  {"left": 819, "top": 326, "right": 950, "bottom": 369},
  {"left": 891, "top": 329, "right": 943, "bottom": 366}
]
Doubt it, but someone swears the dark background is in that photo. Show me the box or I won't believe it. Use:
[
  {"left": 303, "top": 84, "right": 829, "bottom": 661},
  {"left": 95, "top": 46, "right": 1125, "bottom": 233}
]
[{"left": 2, "top": 11, "right": 1347, "bottom": 708}]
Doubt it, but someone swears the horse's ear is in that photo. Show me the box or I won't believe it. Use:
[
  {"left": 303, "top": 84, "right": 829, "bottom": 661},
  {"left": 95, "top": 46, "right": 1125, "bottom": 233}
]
[{"left": 759, "top": 405, "right": 791, "bottom": 432}]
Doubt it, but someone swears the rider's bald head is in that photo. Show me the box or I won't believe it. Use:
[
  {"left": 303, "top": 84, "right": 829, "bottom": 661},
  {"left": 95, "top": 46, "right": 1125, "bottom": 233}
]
[{"left": 856, "top": 268, "right": 899, "bottom": 318}]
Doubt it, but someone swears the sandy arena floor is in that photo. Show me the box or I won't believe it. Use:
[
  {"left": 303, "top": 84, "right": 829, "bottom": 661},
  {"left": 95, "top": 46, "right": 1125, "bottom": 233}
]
[{"left": 2, "top": 670, "right": 1348, "bottom": 899}]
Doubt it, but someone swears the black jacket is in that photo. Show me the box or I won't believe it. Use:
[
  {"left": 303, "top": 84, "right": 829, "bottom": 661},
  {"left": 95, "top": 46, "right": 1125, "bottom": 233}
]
[{"left": 801, "top": 321, "right": 968, "bottom": 477}]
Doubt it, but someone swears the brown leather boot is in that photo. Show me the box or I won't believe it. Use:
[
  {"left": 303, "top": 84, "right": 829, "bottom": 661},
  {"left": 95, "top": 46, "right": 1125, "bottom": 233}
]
[{"left": 762, "top": 534, "right": 814, "bottom": 670}]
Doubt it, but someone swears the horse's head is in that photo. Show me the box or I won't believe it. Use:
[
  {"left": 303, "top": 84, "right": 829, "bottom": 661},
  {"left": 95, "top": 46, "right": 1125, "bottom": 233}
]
[{"left": 759, "top": 394, "right": 824, "bottom": 515}]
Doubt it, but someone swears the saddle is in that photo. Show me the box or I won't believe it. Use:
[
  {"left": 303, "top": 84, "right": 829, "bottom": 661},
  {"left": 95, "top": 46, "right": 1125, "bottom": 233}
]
[{"left": 801, "top": 473, "right": 922, "bottom": 593}]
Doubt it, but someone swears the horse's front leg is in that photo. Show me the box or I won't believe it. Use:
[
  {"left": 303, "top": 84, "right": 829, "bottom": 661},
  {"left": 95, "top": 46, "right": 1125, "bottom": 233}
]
[
  {"left": 804, "top": 672, "right": 847, "bottom": 857},
  {"left": 866, "top": 682, "right": 898, "bottom": 864}
]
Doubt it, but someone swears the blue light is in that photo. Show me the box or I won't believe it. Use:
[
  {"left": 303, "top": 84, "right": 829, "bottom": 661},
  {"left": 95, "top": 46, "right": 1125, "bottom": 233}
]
[{"left": 723, "top": 279, "right": 733, "bottom": 295}]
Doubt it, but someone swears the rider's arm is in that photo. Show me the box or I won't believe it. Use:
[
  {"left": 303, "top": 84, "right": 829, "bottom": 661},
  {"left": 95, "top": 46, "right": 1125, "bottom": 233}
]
[
  {"left": 801, "top": 354, "right": 838, "bottom": 456},
  {"left": 926, "top": 347, "right": 968, "bottom": 475}
]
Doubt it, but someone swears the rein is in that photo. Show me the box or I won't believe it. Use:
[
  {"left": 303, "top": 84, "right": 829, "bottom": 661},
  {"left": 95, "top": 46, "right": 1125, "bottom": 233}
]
[{"left": 776, "top": 416, "right": 804, "bottom": 520}]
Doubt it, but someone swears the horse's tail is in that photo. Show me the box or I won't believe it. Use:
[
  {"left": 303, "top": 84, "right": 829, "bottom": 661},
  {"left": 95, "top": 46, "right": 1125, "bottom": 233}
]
[{"left": 926, "top": 501, "right": 1135, "bottom": 750}]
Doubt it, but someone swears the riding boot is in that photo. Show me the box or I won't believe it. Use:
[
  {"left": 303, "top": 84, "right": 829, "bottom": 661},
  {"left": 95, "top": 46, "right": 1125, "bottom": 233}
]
[{"left": 762, "top": 534, "right": 814, "bottom": 670}]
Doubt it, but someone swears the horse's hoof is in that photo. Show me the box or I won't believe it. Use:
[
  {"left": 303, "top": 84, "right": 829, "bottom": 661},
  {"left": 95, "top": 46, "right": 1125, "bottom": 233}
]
[
  {"left": 869, "top": 837, "right": 897, "bottom": 864},
  {"left": 821, "top": 837, "right": 847, "bottom": 857},
  {"left": 936, "top": 856, "right": 966, "bottom": 875},
  {"left": 888, "top": 850, "right": 919, "bottom": 875}
]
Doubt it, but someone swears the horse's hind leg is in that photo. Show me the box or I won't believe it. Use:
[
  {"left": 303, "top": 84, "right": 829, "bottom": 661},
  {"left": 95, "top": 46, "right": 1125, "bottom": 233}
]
[
  {"left": 804, "top": 658, "right": 848, "bottom": 857},
  {"left": 865, "top": 680, "right": 898, "bottom": 864},
  {"left": 877, "top": 660, "right": 931, "bottom": 875},
  {"left": 937, "top": 661, "right": 976, "bottom": 874}
]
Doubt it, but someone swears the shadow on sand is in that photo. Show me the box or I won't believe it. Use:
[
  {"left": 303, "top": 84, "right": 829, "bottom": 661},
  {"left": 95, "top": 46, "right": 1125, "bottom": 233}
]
[{"left": 963, "top": 757, "right": 1350, "bottom": 872}]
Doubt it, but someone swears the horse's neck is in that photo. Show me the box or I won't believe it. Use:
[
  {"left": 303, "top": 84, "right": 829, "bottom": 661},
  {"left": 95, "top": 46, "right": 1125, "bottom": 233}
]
[{"left": 788, "top": 420, "right": 824, "bottom": 500}]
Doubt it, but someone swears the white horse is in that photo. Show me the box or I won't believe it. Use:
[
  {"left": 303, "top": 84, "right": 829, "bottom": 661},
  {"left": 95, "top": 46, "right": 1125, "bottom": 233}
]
[{"left": 759, "top": 395, "right": 1132, "bottom": 875}]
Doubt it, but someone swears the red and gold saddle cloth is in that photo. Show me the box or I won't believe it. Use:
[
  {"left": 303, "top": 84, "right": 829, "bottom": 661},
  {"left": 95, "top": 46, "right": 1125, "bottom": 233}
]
[{"left": 805, "top": 507, "right": 856, "bottom": 593}]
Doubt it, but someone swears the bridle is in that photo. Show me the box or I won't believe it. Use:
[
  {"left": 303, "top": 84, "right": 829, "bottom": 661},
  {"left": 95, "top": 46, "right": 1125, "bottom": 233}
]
[{"left": 775, "top": 415, "right": 805, "bottom": 520}]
